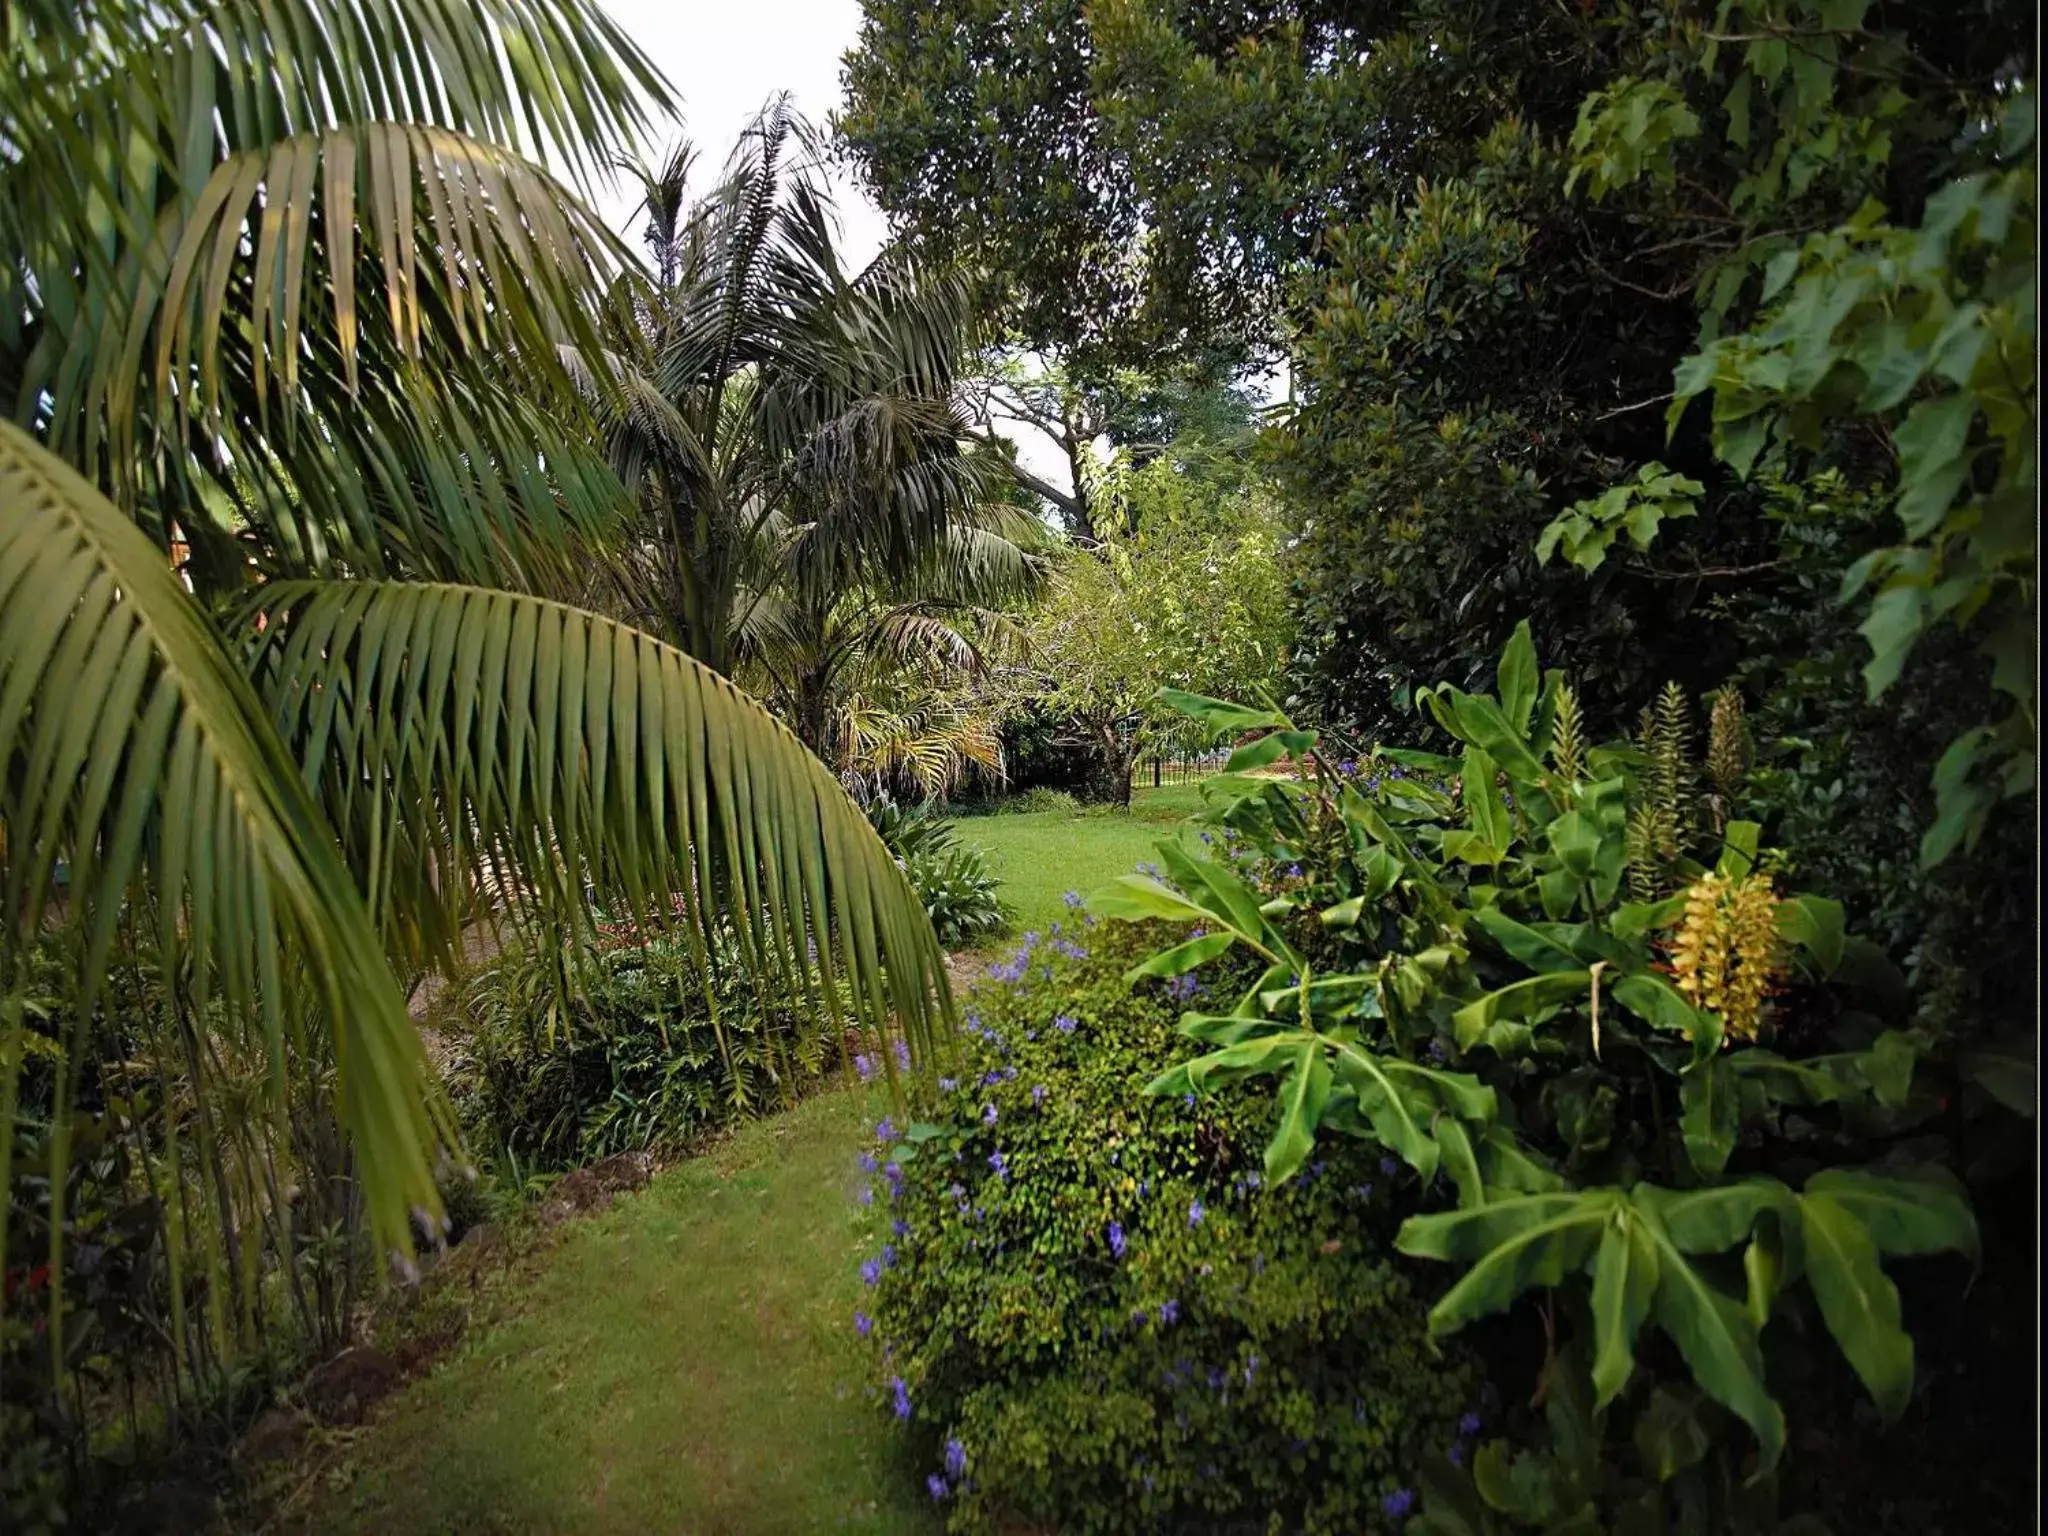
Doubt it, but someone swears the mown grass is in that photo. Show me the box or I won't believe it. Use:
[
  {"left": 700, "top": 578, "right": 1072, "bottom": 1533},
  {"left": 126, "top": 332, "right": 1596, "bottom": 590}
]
[
  {"left": 303, "top": 786, "right": 1208, "bottom": 1534},
  {"left": 307, "top": 1089, "right": 934, "bottom": 1536},
  {"left": 957, "top": 782, "right": 1209, "bottom": 940}
]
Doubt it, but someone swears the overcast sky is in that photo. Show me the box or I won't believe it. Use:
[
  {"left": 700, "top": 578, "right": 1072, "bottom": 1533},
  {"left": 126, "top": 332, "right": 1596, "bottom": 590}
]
[{"left": 587, "top": 0, "right": 890, "bottom": 275}]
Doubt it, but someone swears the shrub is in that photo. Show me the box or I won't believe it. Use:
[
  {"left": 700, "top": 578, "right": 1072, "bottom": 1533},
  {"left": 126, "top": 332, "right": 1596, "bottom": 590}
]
[
  {"left": 864, "top": 796, "right": 1010, "bottom": 946},
  {"left": 449, "top": 927, "right": 831, "bottom": 1173},
  {"left": 1001, "top": 786, "right": 1080, "bottom": 816},
  {"left": 902, "top": 844, "right": 1008, "bottom": 948},
  {"left": 857, "top": 921, "right": 1480, "bottom": 1533}
]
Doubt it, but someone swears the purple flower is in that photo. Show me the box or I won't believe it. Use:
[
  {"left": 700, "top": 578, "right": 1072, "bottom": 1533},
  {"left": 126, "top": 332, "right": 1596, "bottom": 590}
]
[
  {"left": 893, "top": 1039, "right": 910, "bottom": 1071},
  {"left": 892, "top": 1218, "right": 910, "bottom": 1239},
  {"left": 881, "top": 1244, "right": 898, "bottom": 1269},
  {"left": 853, "top": 1053, "right": 876, "bottom": 1083},
  {"left": 857, "top": 1186, "right": 873, "bottom": 1206},
  {"left": 875, "top": 1118, "right": 897, "bottom": 1143},
  {"left": 858, "top": 1152, "right": 879, "bottom": 1174},
  {"left": 1459, "top": 1411, "right": 1483, "bottom": 1436},
  {"left": 927, "top": 1474, "right": 948, "bottom": 1501},
  {"left": 1427, "top": 1040, "right": 1449, "bottom": 1064},
  {"left": 1054, "top": 1014, "right": 1077, "bottom": 1033},
  {"left": 1182, "top": 1092, "right": 1197, "bottom": 1109},
  {"left": 988, "top": 1151, "right": 1008, "bottom": 1176},
  {"left": 945, "top": 1439, "right": 967, "bottom": 1479},
  {"left": 1285, "top": 864, "right": 1303, "bottom": 879},
  {"left": 939, "top": 1076, "right": 958, "bottom": 1093},
  {"left": 860, "top": 1258, "right": 882, "bottom": 1286},
  {"left": 1383, "top": 1488, "right": 1414, "bottom": 1518},
  {"left": 1109, "top": 1221, "right": 1126, "bottom": 1259},
  {"left": 1188, "top": 1198, "right": 1205, "bottom": 1228},
  {"left": 1063, "top": 890, "right": 1084, "bottom": 908},
  {"left": 982, "top": 1102, "right": 998, "bottom": 1126},
  {"left": 1032, "top": 1083, "right": 1047, "bottom": 1105},
  {"left": 890, "top": 1377, "right": 912, "bottom": 1420},
  {"left": 1447, "top": 1443, "right": 1465, "bottom": 1467},
  {"left": 1245, "top": 1353, "right": 1260, "bottom": 1383},
  {"left": 1159, "top": 1299, "right": 1180, "bottom": 1326},
  {"left": 854, "top": 1310, "right": 873, "bottom": 1337},
  {"left": 1380, "top": 1156, "right": 1400, "bottom": 1176}
]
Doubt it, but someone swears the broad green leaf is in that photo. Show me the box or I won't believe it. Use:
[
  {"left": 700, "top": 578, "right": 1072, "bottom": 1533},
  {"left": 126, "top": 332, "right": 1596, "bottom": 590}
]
[
  {"left": 1400, "top": 1192, "right": 1620, "bottom": 1337},
  {"left": 1477, "top": 1124, "right": 1569, "bottom": 1194},
  {"left": 1381, "top": 1059, "right": 1499, "bottom": 1123},
  {"left": 1155, "top": 687, "right": 1290, "bottom": 734},
  {"left": 1447, "top": 692, "right": 1549, "bottom": 782},
  {"left": 1471, "top": 908, "right": 1585, "bottom": 974},
  {"left": 1613, "top": 973, "right": 1721, "bottom": 1064},
  {"left": 1798, "top": 1190, "right": 1914, "bottom": 1418},
  {"left": 1638, "top": 1217, "right": 1786, "bottom": 1467},
  {"left": 1453, "top": 972, "right": 1592, "bottom": 1051},
  {"left": 1546, "top": 811, "right": 1600, "bottom": 878},
  {"left": 1632, "top": 1386, "right": 1713, "bottom": 1480},
  {"left": 1435, "top": 1117, "right": 1487, "bottom": 1209},
  {"left": 1590, "top": 1212, "right": 1660, "bottom": 1407},
  {"left": 1679, "top": 1058, "right": 1738, "bottom": 1177},
  {"left": 1087, "top": 873, "right": 1217, "bottom": 926},
  {"left": 1634, "top": 1180, "right": 1793, "bottom": 1255},
  {"left": 1715, "top": 820, "right": 1761, "bottom": 878},
  {"left": 1177, "top": 1012, "right": 1292, "bottom": 1046},
  {"left": 1777, "top": 894, "right": 1845, "bottom": 973},
  {"left": 1223, "top": 733, "right": 1292, "bottom": 773},
  {"left": 1612, "top": 896, "right": 1684, "bottom": 940},
  {"left": 1960, "top": 1034, "right": 2035, "bottom": 1116},
  {"left": 1802, "top": 1167, "right": 1978, "bottom": 1260},
  {"left": 1462, "top": 745, "right": 1511, "bottom": 862},
  {"left": 1498, "top": 620, "right": 1539, "bottom": 734},
  {"left": 1265, "top": 1042, "right": 1333, "bottom": 1183},
  {"left": 1728, "top": 1050, "right": 1845, "bottom": 1105},
  {"left": 1861, "top": 1029, "right": 1919, "bottom": 1107},
  {"left": 1333, "top": 1041, "right": 1441, "bottom": 1183},
  {"left": 1124, "top": 931, "right": 1237, "bottom": 980}
]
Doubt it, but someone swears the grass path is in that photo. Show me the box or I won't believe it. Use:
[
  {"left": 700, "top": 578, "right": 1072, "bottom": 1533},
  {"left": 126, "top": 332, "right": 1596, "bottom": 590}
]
[
  {"left": 307, "top": 785, "right": 1211, "bottom": 1533},
  {"left": 310, "top": 1089, "right": 932, "bottom": 1535}
]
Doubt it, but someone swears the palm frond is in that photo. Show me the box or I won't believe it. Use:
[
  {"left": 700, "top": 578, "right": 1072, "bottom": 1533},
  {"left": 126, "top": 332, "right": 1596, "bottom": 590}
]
[
  {"left": 248, "top": 580, "right": 955, "bottom": 1053},
  {"left": 0, "top": 421, "right": 442, "bottom": 1281}
]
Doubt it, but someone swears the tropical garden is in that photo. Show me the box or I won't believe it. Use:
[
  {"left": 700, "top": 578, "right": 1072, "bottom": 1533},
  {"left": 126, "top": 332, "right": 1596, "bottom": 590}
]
[{"left": 0, "top": 1, "right": 2034, "bottom": 1532}]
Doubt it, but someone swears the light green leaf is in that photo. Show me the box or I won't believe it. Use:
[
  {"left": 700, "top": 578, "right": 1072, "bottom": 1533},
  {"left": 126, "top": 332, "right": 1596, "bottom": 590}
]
[
  {"left": 1124, "top": 931, "right": 1238, "bottom": 980},
  {"left": 1453, "top": 972, "right": 1592, "bottom": 1051},
  {"left": 1590, "top": 1211, "right": 1660, "bottom": 1407},
  {"left": 1498, "top": 621, "right": 1539, "bottom": 734},
  {"left": 1265, "top": 1042, "right": 1333, "bottom": 1184},
  {"left": 1798, "top": 1190, "right": 1915, "bottom": 1419},
  {"left": 1679, "top": 1058, "right": 1739, "bottom": 1178}
]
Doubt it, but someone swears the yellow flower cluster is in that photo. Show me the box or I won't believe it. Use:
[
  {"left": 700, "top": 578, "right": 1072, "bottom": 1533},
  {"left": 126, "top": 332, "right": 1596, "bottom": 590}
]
[{"left": 1669, "top": 870, "right": 1783, "bottom": 1043}]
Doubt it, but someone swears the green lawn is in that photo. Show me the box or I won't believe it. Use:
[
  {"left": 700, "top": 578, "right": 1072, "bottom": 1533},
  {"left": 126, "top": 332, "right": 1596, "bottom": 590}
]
[
  {"left": 957, "top": 783, "right": 1208, "bottom": 939},
  {"left": 306, "top": 785, "right": 1210, "bottom": 1534},
  {"left": 311, "top": 1088, "right": 932, "bottom": 1535}
]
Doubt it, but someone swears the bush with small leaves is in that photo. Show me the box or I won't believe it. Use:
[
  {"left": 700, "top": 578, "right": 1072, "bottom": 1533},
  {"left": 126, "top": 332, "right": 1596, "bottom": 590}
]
[{"left": 856, "top": 921, "right": 1479, "bottom": 1533}]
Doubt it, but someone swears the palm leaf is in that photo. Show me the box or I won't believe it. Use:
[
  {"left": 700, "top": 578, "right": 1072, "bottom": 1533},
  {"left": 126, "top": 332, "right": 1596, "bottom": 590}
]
[
  {"left": 248, "top": 580, "right": 956, "bottom": 1056},
  {"left": 0, "top": 420, "right": 442, "bottom": 1288}
]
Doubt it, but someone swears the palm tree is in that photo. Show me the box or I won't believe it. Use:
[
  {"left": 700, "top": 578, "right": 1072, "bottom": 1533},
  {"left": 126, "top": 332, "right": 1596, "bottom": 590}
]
[
  {"left": 0, "top": 0, "right": 953, "bottom": 1417},
  {"left": 739, "top": 502, "right": 1047, "bottom": 771},
  {"left": 579, "top": 102, "right": 1002, "bottom": 678}
]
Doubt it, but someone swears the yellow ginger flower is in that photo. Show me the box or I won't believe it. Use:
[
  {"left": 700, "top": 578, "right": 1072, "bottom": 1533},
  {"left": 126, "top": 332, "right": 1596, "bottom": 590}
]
[{"left": 1669, "top": 870, "right": 1783, "bottom": 1044}]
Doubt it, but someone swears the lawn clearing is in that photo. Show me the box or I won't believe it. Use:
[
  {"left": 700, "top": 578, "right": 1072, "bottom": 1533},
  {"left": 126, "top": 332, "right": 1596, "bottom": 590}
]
[{"left": 956, "top": 783, "right": 1209, "bottom": 940}]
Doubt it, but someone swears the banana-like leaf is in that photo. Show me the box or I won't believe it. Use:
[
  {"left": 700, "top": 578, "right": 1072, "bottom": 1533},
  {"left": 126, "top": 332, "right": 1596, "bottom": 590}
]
[
  {"left": 1797, "top": 1188, "right": 1915, "bottom": 1419},
  {"left": 0, "top": 421, "right": 442, "bottom": 1275},
  {"left": 1590, "top": 1210, "right": 1661, "bottom": 1407},
  {"left": 249, "top": 581, "right": 953, "bottom": 1054},
  {"left": 1453, "top": 971, "right": 1592, "bottom": 1052}
]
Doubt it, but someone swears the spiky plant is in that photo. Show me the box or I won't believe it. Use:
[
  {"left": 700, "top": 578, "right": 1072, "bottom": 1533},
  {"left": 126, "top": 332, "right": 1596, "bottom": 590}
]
[{"left": 1548, "top": 683, "right": 1586, "bottom": 785}]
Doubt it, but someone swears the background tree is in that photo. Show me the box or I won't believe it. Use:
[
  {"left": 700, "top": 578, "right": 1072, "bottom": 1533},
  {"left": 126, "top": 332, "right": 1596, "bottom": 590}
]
[
  {"left": 1012, "top": 455, "right": 1293, "bottom": 804},
  {"left": 586, "top": 103, "right": 997, "bottom": 677}
]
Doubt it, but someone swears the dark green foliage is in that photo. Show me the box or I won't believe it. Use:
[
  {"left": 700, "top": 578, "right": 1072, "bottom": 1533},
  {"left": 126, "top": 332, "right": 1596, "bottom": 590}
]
[
  {"left": 450, "top": 931, "right": 831, "bottom": 1172},
  {"left": 859, "top": 922, "right": 1479, "bottom": 1533}
]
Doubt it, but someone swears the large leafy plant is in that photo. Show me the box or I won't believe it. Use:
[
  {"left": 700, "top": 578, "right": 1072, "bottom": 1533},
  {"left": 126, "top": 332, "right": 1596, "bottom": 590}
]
[{"left": 1088, "top": 630, "right": 1978, "bottom": 1502}]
